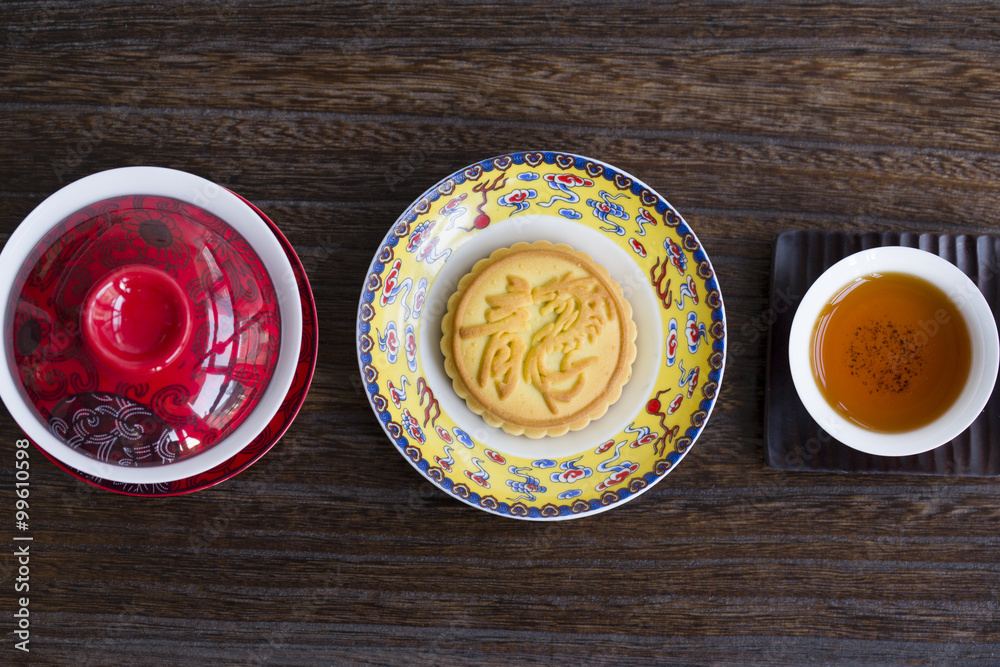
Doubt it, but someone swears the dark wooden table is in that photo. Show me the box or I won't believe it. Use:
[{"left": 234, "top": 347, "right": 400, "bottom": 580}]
[{"left": 4, "top": 2, "right": 1000, "bottom": 664}]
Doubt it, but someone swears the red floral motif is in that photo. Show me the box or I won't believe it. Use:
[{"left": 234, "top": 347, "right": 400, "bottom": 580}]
[
  {"left": 13, "top": 304, "right": 52, "bottom": 358},
  {"left": 123, "top": 208, "right": 190, "bottom": 268},
  {"left": 10, "top": 300, "right": 96, "bottom": 404}
]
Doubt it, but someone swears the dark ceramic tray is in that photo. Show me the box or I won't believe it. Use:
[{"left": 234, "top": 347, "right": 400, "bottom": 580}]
[{"left": 764, "top": 230, "right": 1000, "bottom": 476}]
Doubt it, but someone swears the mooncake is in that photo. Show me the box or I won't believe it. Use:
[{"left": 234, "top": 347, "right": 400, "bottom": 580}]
[{"left": 441, "top": 241, "right": 637, "bottom": 438}]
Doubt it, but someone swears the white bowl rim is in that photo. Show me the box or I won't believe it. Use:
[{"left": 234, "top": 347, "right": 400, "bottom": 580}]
[
  {"left": 788, "top": 245, "right": 1000, "bottom": 457},
  {"left": 0, "top": 166, "right": 302, "bottom": 483}
]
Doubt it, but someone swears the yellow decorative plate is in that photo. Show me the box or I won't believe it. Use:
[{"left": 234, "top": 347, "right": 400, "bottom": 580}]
[{"left": 357, "top": 152, "right": 726, "bottom": 519}]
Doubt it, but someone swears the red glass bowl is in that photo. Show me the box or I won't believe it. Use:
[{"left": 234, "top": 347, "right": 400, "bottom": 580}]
[
  {"left": 0, "top": 168, "right": 302, "bottom": 484},
  {"left": 32, "top": 200, "right": 318, "bottom": 496}
]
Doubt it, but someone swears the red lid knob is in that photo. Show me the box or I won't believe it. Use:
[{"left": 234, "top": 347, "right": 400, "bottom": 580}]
[{"left": 81, "top": 265, "right": 193, "bottom": 373}]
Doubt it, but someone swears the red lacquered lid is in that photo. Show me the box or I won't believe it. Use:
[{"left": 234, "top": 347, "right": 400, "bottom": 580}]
[{"left": 7, "top": 194, "right": 281, "bottom": 467}]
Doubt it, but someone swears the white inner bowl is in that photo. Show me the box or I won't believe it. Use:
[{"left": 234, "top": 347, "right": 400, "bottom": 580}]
[
  {"left": 788, "top": 245, "right": 999, "bottom": 457},
  {"left": 0, "top": 167, "right": 302, "bottom": 484}
]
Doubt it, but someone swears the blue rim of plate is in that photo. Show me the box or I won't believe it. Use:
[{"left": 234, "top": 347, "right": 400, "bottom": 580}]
[{"left": 357, "top": 151, "right": 726, "bottom": 519}]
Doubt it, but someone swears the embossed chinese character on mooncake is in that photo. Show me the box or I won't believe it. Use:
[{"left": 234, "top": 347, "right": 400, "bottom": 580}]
[{"left": 441, "top": 241, "right": 638, "bottom": 438}]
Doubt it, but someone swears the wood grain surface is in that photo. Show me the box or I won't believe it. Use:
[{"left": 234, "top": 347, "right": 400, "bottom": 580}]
[{"left": 4, "top": 1, "right": 1000, "bottom": 664}]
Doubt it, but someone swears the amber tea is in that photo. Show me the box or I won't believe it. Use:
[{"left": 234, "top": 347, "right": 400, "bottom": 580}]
[{"left": 811, "top": 272, "right": 972, "bottom": 433}]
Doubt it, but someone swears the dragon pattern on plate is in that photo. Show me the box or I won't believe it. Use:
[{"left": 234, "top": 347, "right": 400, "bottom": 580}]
[{"left": 358, "top": 152, "right": 725, "bottom": 519}]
